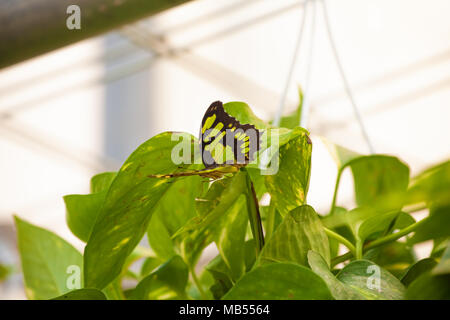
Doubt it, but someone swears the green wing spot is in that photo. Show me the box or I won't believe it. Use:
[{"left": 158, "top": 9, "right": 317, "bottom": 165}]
[
  {"left": 205, "top": 131, "right": 226, "bottom": 151},
  {"left": 202, "top": 114, "right": 216, "bottom": 134}
]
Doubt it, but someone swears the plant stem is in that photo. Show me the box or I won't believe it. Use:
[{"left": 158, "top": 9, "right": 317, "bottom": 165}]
[
  {"left": 331, "top": 251, "right": 352, "bottom": 267},
  {"left": 330, "top": 216, "right": 430, "bottom": 267},
  {"left": 264, "top": 200, "right": 276, "bottom": 241},
  {"left": 243, "top": 169, "right": 265, "bottom": 255},
  {"left": 324, "top": 227, "right": 356, "bottom": 255},
  {"left": 189, "top": 265, "right": 208, "bottom": 300},
  {"left": 329, "top": 168, "right": 343, "bottom": 214},
  {"left": 364, "top": 216, "right": 429, "bottom": 251},
  {"left": 355, "top": 239, "right": 363, "bottom": 260}
]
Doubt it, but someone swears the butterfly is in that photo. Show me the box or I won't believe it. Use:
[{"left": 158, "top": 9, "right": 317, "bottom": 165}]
[{"left": 149, "top": 101, "right": 261, "bottom": 180}]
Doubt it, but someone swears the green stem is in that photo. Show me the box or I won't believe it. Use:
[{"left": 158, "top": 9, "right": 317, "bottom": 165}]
[
  {"left": 331, "top": 216, "right": 430, "bottom": 267},
  {"left": 189, "top": 265, "right": 208, "bottom": 300},
  {"left": 106, "top": 279, "right": 126, "bottom": 300},
  {"left": 264, "top": 200, "right": 276, "bottom": 241},
  {"left": 324, "top": 227, "right": 356, "bottom": 255},
  {"left": 330, "top": 168, "right": 343, "bottom": 214},
  {"left": 331, "top": 251, "right": 352, "bottom": 267},
  {"left": 243, "top": 168, "right": 265, "bottom": 255},
  {"left": 355, "top": 239, "right": 363, "bottom": 260},
  {"left": 364, "top": 216, "right": 429, "bottom": 251}
]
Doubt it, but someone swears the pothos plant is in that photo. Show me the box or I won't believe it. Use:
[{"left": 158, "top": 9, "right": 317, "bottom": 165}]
[{"left": 14, "top": 94, "right": 450, "bottom": 300}]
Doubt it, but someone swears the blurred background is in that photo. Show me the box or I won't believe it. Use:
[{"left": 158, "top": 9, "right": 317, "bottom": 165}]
[{"left": 1, "top": 0, "right": 450, "bottom": 298}]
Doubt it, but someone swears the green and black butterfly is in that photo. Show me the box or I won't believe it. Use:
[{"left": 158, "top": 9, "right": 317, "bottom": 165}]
[{"left": 149, "top": 101, "right": 261, "bottom": 180}]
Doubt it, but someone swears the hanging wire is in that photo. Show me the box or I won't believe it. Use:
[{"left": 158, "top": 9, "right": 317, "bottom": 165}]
[
  {"left": 300, "top": 0, "right": 317, "bottom": 128},
  {"left": 273, "top": 0, "right": 309, "bottom": 127},
  {"left": 321, "top": 0, "right": 375, "bottom": 153}
]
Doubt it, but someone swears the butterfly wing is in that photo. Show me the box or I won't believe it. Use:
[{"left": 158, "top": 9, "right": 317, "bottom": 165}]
[
  {"left": 200, "top": 101, "right": 260, "bottom": 168},
  {"left": 149, "top": 101, "right": 261, "bottom": 181}
]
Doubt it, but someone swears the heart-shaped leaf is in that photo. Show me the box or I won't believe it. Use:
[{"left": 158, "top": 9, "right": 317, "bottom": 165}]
[
  {"left": 258, "top": 205, "right": 330, "bottom": 267},
  {"left": 223, "top": 262, "right": 333, "bottom": 300},
  {"left": 265, "top": 127, "right": 312, "bottom": 216},
  {"left": 400, "top": 258, "right": 437, "bottom": 287},
  {"left": 336, "top": 260, "right": 406, "bottom": 300},
  {"left": 84, "top": 132, "right": 197, "bottom": 289},
  {"left": 64, "top": 172, "right": 117, "bottom": 242},
  {"left": 130, "top": 255, "right": 189, "bottom": 300},
  {"left": 51, "top": 289, "right": 106, "bottom": 300},
  {"left": 307, "top": 251, "right": 365, "bottom": 300},
  {"left": 15, "top": 216, "right": 83, "bottom": 300}
]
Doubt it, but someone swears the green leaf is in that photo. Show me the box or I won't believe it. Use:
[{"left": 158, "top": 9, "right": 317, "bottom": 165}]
[
  {"left": 102, "top": 279, "right": 125, "bottom": 300},
  {"left": 90, "top": 172, "right": 117, "bottom": 193},
  {"left": 405, "top": 243, "right": 450, "bottom": 299},
  {"left": 180, "top": 172, "right": 247, "bottom": 267},
  {"left": 405, "top": 273, "right": 450, "bottom": 299},
  {"left": 400, "top": 258, "right": 437, "bottom": 287},
  {"left": 51, "top": 289, "right": 107, "bottom": 300},
  {"left": 409, "top": 204, "right": 450, "bottom": 244},
  {"left": 146, "top": 176, "right": 203, "bottom": 262},
  {"left": 322, "top": 138, "right": 361, "bottom": 169},
  {"left": 147, "top": 174, "right": 203, "bottom": 260},
  {"left": 154, "top": 175, "right": 202, "bottom": 235},
  {"left": 64, "top": 172, "right": 117, "bottom": 242},
  {"left": 331, "top": 155, "right": 409, "bottom": 213},
  {"left": 84, "top": 132, "right": 196, "bottom": 289},
  {"left": 350, "top": 156, "right": 410, "bottom": 210},
  {"left": 214, "top": 195, "right": 248, "bottom": 281},
  {"left": 206, "top": 254, "right": 234, "bottom": 299},
  {"left": 336, "top": 260, "right": 406, "bottom": 300},
  {"left": 407, "top": 160, "right": 450, "bottom": 207},
  {"left": 140, "top": 257, "right": 163, "bottom": 278},
  {"left": 358, "top": 211, "right": 399, "bottom": 242},
  {"left": 130, "top": 255, "right": 189, "bottom": 300},
  {"left": 176, "top": 173, "right": 246, "bottom": 238},
  {"left": 246, "top": 127, "right": 299, "bottom": 173},
  {"left": 278, "top": 87, "right": 303, "bottom": 129},
  {"left": 261, "top": 201, "right": 282, "bottom": 241},
  {"left": 258, "top": 205, "right": 330, "bottom": 267},
  {"left": 265, "top": 127, "right": 312, "bottom": 216},
  {"left": 0, "top": 264, "right": 10, "bottom": 283},
  {"left": 324, "top": 207, "right": 401, "bottom": 245},
  {"left": 430, "top": 238, "right": 449, "bottom": 258},
  {"left": 223, "top": 101, "right": 269, "bottom": 129},
  {"left": 363, "top": 241, "right": 415, "bottom": 278},
  {"left": 147, "top": 214, "right": 176, "bottom": 260},
  {"left": 432, "top": 242, "right": 450, "bottom": 276},
  {"left": 392, "top": 212, "right": 416, "bottom": 230},
  {"left": 195, "top": 178, "right": 231, "bottom": 216},
  {"left": 307, "top": 251, "right": 365, "bottom": 300},
  {"left": 223, "top": 262, "right": 333, "bottom": 300},
  {"left": 15, "top": 216, "right": 83, "bottom": 300},
  {"left": 243, "top": 239, "right": 257, "bottom": 272},
  {"left": 64, "top": 193, "right": 105, "bottom": 243},
  {"left": 244, "top": 167, "right": 266, "bottom": 198}
]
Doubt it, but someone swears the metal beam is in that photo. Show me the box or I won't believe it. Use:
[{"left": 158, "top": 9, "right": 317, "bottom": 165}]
[{"left": 0, "top": 0, "right": 191, "bottom": 69}]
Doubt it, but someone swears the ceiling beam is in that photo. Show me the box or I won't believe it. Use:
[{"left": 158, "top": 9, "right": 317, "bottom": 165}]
[{"left": 0, "top": 0, "right": 191, "bottom": 69}]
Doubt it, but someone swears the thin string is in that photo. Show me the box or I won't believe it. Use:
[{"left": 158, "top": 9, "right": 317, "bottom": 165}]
[
  {"left": 300, "top": 0, "right": 317, "bottom": 128},
  {"left": 321, "top": 0, "right": 375, "bottom": 153},
  {"left": 273, "top": 0, "right": 309, "bottom": 127}
]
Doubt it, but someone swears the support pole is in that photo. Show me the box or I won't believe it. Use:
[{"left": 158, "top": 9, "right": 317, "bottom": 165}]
[{"left": 0, "top": 0, "right": 191, "bottom": 69}]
